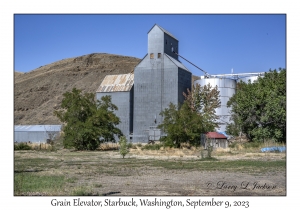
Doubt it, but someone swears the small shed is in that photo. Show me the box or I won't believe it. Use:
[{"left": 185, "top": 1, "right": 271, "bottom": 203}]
[
  {"left": 14, "top": 125, "right": 62, "bottom": 143},
  {"left": 202, "top": 132, "right": 228, "bottom": 149}
]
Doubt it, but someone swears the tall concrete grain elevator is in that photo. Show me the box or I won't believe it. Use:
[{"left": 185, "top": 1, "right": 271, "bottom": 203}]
[{"left": 132, "top": 24, "right": 192, "bottom": 142}]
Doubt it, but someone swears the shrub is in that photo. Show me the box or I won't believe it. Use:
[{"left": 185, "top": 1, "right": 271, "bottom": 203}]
[
  {"left": 119, "top": 136, "right": 129, "bottom": 158},
  {"left": 127, "top": 142, "right": 133, "bottom": 149},
  {"left": 160, "top": 136, "right": 174, "bottom": 148},
  {"left": 14, "top": 143, "right": 31, "bottom": 150}
]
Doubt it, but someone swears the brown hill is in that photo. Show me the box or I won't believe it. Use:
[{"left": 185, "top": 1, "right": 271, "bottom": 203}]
[
  {"left": 14, "top": 53, "right": 200, "bottom": 125},
  {"left": 14, "top": 53, "right": 141, "bottom": 124}
]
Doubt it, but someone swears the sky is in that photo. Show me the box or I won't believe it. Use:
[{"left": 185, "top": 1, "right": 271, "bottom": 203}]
[{"left": 14, "top": 14, "right": 286, "bottom": 77}]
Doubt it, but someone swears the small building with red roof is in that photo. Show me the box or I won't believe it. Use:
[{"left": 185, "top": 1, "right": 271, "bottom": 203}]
[{"left": 202, "top": 132, "right": 228, "bottom": 149}]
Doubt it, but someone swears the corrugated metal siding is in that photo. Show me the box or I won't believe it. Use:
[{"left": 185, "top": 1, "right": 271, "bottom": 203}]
[
  {"left": 14, "top": 125, "right": 61, "bottom": 143},
  {"left": 14, "top": 125, "right": 61, "bottom": 132},
  {"left": 165, "top": 54, "right": 189, "bottom": 72},
  {"left": 157, "top": 25, "right": 178, "bottom": 41},
  {"left": 96, "top": 88, "right": 134, "bottom": 141},
  {"left": 148, "top": 24, "right": 178, "bottom": 41},
  {"left": 96, "top": 73, "right": 134, "bottom": 93}
]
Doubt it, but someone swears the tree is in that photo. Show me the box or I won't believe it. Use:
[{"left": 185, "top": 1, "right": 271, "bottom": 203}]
[
  {"left": 226, "top": 69, "right": 286, "bottom": 142},
  {"left": 119, "top": 136, "right": 129, "bottom": 158},
  {"left": 158, "top": 83, "right": 221, "bottom": 148},
  {"left": 184, "top": 83, "right": 221, "bottom": 131},
  {"left": 54, "top": 88, "right": 122, "bottom": 150}
]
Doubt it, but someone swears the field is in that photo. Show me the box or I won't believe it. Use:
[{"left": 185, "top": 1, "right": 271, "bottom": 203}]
[{"left": 14, "top": 145, "right": 286, "bottom": 196}]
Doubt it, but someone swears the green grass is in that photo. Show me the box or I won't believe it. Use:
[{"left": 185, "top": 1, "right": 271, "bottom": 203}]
[
  {"left": 149, "top": 159, "right": 286, "bottom": 173},
  {"left": 199, "top": 157, "right": 219, "bottom": 161},
  {"left": 14, "top": 173, "right": 65, "bottom": 195},
  {"left": 14, "top": 157, "right": 61, "bottom": 172},
  {"left": 14, "top": 150, "right": 286, "bottom": 195},
  {"left": 71, "top": 186, "right": 93, "bottom": 196}
]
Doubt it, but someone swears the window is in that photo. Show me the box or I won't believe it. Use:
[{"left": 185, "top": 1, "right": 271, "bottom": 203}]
[
  {"left": 158, "top": 53, "right": 161, "bottom": 58},
  {"left": 165, "top": 40, "right": 167, "bottom": 45},
  {"left": 150, "top": 53, "right": 154, "bottom": 59}
]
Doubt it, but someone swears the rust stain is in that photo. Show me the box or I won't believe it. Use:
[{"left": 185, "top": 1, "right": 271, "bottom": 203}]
[{"left": 97, "top": 73, "right": 134, "bottom": 93}]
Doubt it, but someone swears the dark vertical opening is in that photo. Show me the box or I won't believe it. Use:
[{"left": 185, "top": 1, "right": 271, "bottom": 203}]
[{"left": 129, "top": 86, "right": 134, "bottom": 133}]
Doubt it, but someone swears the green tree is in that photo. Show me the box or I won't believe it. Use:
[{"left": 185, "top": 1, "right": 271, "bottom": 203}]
[
  {"left": 54, "top": 88, "right": 122, "bottom": 150},
  {"left": 158, "top": 84, "right": 221, "bottom": 148},
  {"left": 119, "top": 136, "right": 129, "bottom": 158},
  {"left": 226, "top": 69, "right": 286, "bottom": 142},
  {"left": 184, "top": 83, "right": 221, "bottom": 131}
]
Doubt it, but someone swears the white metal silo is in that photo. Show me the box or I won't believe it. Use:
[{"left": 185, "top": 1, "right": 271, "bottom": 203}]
[{"left": 194, "top": 77, "right": 236, "bottom": 132}]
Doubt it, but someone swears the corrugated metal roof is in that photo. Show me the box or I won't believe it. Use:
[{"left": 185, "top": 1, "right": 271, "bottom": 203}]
[
  {"left": 165, "top": 54, "right": 190, "bottom": 72},
  {"left": 206, "top": 132, "right": 227, "bottom": 139},
  {"left": 14, "top": 125, "right": 62, "bottom": 132},
  {"left": 96, "top": 73, "right": 134, "bottom": 93},
  {"left": 148, "top": 24, "right": 178, "bottom": 41}
]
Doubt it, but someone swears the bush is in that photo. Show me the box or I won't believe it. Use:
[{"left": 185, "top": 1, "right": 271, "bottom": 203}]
[
  {"left": 14, "top": 143, "right": 31, "bottom": 150},
  {"left": 160, "top": 136, "right": 174, "bottom": 148},
  {"left": 127, "top": 142, "right": 133, "bottom": 149},
  {"left": 119, "top": 136, "right": 129, "bottom": 158}
]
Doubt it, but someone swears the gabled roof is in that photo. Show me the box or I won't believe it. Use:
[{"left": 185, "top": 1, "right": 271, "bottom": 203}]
[
  {"left": 206, "top": 132, "right": 227, "bottom": 139},
  {"left": 96, "top": 73, "right": 134, "bottom": 93},
  {"left": 148, "top": 24, "right": 178, "bottom": 41},
  {"left": 165, "top": 54, "right": 190, "bottom": 72},
  {"left": 134, "top": 54, "right": 147, "bottom": 68}
]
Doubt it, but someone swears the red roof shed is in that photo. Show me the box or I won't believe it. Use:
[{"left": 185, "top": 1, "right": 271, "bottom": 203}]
[{"left": 206, "top": 132, "right": 227, "bottom": 139}]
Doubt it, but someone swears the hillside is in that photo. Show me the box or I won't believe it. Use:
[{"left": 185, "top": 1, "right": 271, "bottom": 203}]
[
  {"left": 14, "top": 53, "right": 141, "bottom": 124},
  {"left": 14, "top": 53, "right": 200, "bottom": 125}
]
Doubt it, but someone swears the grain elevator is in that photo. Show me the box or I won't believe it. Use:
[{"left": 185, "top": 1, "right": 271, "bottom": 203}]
[{"left": 96, "top": 24, "right": 192, "bottom": 142}]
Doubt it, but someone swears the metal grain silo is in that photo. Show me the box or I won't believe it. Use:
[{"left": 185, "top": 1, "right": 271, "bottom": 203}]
[{"left": 194, "top": 77, "right": 236, "bottom": 132}]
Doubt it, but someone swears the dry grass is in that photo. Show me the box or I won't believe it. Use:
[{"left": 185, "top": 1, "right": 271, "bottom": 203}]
[
  {"left": 98, "top": 142, "right": 119, "bottom": 151},
  {"left": 14, "top": 149, "right": 286, "bottom": 196}
]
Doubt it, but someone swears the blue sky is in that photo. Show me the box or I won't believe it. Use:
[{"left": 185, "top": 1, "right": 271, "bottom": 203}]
[{"left": 14, "top": 14, "right": 286, "bottom": 77}]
